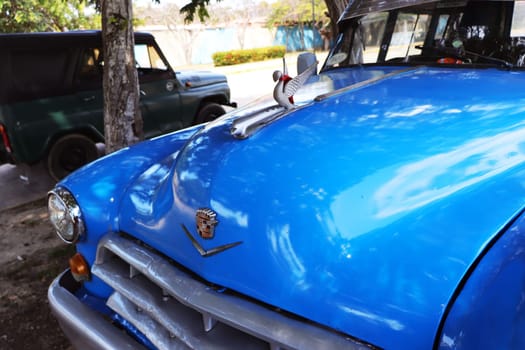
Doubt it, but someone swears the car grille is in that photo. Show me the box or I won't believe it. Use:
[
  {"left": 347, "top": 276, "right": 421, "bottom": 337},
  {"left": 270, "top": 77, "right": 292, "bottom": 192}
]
[{"left": 91, "top": 232, "right": 374, "bottom": 350}]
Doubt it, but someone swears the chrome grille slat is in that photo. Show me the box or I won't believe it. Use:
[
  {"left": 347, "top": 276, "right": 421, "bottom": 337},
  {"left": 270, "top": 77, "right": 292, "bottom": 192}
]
[
  {"left": 93, "top": 233, "right": 371, "bottom": 350},
  {"left": 94, "top": 257, "right": 262, "bottom": 349},
  {"left": 107, "top": 292, "right": 189, "bottom": 350}
]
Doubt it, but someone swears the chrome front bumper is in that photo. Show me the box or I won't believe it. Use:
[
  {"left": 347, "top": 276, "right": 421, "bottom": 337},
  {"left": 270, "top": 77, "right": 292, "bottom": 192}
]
[
  {"left": 49, "top": 233, "right": 373, "bottom": 350},
  {"left": 48, "top": 270, "right": 145, "bottom": 350}
]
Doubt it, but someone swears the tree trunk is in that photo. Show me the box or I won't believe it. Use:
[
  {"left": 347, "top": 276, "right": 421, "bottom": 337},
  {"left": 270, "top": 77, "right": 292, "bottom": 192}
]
[
  {"left": 101, "top": 0, "right": 143, "bottom": 154},
  {"left": 324, "top": 0, "right": 349, "bottom": 38}
]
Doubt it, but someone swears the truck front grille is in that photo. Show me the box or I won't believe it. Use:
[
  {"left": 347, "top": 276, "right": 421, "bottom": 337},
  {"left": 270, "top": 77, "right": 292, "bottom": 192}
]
[{"left": 91, "top": 232, "right": 373, "bottom": 350}]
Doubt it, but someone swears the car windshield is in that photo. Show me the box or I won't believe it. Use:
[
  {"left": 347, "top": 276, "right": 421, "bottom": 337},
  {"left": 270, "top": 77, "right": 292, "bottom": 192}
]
[{"left": 324, "top": 0, "right": 525, "bottom": 69}]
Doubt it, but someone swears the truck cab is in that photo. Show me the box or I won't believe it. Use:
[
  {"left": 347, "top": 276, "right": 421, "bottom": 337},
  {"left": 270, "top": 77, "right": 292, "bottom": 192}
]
[{"left": 0, "top": 30, "right": 234, "bottom": 180}]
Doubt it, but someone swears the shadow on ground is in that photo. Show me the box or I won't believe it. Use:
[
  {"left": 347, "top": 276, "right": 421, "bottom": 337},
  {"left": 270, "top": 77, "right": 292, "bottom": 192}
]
[{"left": 0, "top": 163, "right": 56, "bottom": 212}]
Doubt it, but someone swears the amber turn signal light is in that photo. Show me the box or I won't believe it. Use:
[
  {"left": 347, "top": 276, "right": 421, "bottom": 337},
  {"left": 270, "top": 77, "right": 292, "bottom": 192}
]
[{"left": 69, "top": 253, "right": 91, "bottom": 282}]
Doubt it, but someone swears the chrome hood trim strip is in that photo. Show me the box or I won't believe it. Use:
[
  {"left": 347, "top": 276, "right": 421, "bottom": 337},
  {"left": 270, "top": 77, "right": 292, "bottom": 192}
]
[{"left": 230, "top": 105, "right": 287, "bottom": 139}]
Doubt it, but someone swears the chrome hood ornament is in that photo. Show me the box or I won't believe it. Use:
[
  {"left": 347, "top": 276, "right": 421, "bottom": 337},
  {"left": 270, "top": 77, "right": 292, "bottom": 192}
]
[
  {"left": 230, "top": 56, "right": 317, "bottom": 139},
  {"left": 273, "top": 57, "right": 317, "bottom": 109}
]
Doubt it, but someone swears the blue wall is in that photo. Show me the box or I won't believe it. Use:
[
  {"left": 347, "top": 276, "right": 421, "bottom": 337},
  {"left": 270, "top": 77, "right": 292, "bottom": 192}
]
[
  {"left": 189, "top": 25, "right": 324, "bottom": 65},
  {"left": 273, "top": 25, "right": 324, "bottom": 51},
  {"left": 191, "top": 28, "right": 237, "bottom": 65}
]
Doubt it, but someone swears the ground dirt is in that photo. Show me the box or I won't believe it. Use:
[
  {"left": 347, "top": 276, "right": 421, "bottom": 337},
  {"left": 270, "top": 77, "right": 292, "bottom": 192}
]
[{"left": 0, "top": 199, "right": 74, "bottom": 350}]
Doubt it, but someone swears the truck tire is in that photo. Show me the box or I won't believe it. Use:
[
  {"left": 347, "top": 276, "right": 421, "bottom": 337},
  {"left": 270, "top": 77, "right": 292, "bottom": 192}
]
[
  {"left": 47, "top": 134, "right": 99, "bottom": 181},
  {"left": 194, "top": 103, "right": 226, "bottom": 125}
]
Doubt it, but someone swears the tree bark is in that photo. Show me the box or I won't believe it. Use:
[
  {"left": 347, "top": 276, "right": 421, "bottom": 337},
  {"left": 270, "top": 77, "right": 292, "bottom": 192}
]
[{"left": 101, "top": 0, "right": 143, "bottom": 154}]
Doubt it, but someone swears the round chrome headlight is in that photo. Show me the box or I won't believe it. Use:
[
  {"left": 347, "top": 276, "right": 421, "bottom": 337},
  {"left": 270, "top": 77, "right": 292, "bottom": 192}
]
[{"left": 48, "top": 188, "right": 85, "bottom": 243}]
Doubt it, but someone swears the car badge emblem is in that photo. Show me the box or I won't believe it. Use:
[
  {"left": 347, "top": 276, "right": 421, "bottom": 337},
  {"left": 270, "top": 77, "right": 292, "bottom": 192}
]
[
  {"left": 196, "top": 208, "right": 218, "bottom": 239},
  {"left": 181, "top": 208, "right": 242, "bottom": 258}
]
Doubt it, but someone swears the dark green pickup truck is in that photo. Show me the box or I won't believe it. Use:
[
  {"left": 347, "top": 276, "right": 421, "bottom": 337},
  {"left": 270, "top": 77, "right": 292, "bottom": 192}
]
[{"left": 0, "top": 30, "right": 235, "bottom": 180}]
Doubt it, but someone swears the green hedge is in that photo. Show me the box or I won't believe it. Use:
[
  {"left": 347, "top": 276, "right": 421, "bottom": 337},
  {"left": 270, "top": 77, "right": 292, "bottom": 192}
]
[{"left": 212, "top": 46, "right": 286, "bottom": 66}]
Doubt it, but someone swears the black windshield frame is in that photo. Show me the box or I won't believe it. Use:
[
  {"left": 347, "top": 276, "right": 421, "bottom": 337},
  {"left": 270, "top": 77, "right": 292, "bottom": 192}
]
[{"left": 323, "top": 0, "right": 524, "bottom": 71}]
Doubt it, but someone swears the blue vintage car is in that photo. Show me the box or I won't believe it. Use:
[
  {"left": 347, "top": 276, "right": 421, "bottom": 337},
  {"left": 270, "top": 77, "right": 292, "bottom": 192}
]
[{"left": 47, "top": 0, "right": 525, "bottom": 349}]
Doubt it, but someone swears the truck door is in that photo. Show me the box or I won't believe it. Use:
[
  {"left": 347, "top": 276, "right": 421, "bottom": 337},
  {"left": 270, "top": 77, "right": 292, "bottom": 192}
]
[
  {"left": 74, "top": 47, "right": 104, "bottom": 138},
  {"left": 6, "top": 46, "right": 88, "bottom": 164},
  {"left": 135, "top": 43, "right": 183, "bottom": 138}
]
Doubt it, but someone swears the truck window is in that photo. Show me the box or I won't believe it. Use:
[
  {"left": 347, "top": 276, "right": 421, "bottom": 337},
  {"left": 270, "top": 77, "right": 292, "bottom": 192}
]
[
  {"left": 134, "top": 44, "right": 168, "bottom": 70},
  {"left": 9, "top": 48, "right": 74, "bottom": 102},
  {"left": 76, "top": 48, "right": 103, "bottom": 90}
]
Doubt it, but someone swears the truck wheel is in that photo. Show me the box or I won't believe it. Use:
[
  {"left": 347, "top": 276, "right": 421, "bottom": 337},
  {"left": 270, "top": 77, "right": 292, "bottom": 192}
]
[
  {"left": 194, "top": 103, "right": 226, "bottom": 124},
  {"left": 47, "top": 134, "right": 98, "bottom": 181}
]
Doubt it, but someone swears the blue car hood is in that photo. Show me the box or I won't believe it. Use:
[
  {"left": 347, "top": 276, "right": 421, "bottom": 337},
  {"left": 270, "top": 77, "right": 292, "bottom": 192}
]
[{"left": 113, "top": 67, "right": 525, "bottom": 349}]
